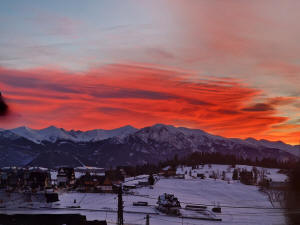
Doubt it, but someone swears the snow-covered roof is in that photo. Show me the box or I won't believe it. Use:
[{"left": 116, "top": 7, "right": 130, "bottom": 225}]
[
  {"left": 28, "top": 167, "right": 48, "bottom": 171},
  {"left": 75, "top": 166, "right": 104, "bottom": 170},
  {"left": 162, "top": 166, "right": 171, "bottom": 171}
]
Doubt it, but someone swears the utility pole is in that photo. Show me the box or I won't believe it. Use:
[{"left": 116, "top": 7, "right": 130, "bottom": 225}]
[
  {"left": 117, "top": 185, "right": 124, "bottom": 225},
  {"left": 145, "top": 214, "right": 150, "bottom": 225}
]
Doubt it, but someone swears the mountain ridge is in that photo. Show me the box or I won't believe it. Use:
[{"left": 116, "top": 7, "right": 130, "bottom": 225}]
[
  {"left": 0, "top": 124, "right": 299, "bottom": 168},
  {"left": 2, "top": 123, "right": 298, "bottom": 148},
  {"left": 8, "top": 125, "right": 138, "bottom": 144}
]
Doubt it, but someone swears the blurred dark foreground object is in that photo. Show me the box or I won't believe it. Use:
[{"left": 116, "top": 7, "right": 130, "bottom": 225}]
[
  {"left": 285, "top": 165, "right": 300, "bottom": 225},
  {"left": 0, "top": 214, "right": 107, "bottom": 225},
  {"left": 0, "top": 91, "right": 9, "bottom": 116}
]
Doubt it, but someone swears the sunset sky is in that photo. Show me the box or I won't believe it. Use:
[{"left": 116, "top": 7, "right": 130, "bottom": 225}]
[{"left": 0, "top": 0, "right": 299, "bottom": 144}]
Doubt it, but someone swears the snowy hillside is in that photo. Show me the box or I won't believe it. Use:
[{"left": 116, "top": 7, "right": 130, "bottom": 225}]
[{"left": 176, "top": 164, "right": 288, "bottom": 183}]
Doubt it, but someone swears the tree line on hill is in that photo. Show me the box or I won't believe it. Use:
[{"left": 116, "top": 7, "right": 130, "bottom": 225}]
[
  {"left": 114, "top": 152, "right": 298, "bottom": 178},
  {"left": 175, "top": 152, "right": 297, "bottom": 169}
]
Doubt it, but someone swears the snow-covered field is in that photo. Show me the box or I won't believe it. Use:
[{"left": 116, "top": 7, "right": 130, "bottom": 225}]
[
  {"left": 176, "top": 164, "right": 288, "bottom": 182},
  {"left": 2, "top": 164, "right": 288, "bottom": 225}
]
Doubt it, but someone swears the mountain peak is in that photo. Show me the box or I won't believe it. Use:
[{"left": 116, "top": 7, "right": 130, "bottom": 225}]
[
  {"left": 41, "top": 125, "right": 60, "bottom": 131},
  {"left": 116, "top": 125, "right": 137, "bottom": 131},
  {"left": 245, "top": 137, "right": 257, "bottom": 142},
  {"left": 13, "top": 126, "right": 33, "bottom": 131},
  {"left": 152, "top": 123, "right": 174, "bottom": 128},
  {"left": 10, "top": 126, "right": 42, "bottom": 144},
  {"left": 148, "top": 124, "right": 178, "bottom": 132},
  {"left": 2, "top": 125, "right": 139, "bottom": 143}
]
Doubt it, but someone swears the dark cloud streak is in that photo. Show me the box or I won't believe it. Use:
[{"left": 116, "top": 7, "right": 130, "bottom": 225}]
[{"left": 242, "top": 103, "right": 275, "bottom": 112}]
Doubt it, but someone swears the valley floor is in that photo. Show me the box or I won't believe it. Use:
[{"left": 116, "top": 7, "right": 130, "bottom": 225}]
[{"left": 2, "top": 177, "right": 287, "bottom": 225}]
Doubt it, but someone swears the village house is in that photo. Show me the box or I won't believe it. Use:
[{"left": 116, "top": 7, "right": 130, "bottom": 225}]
[
  {"left": 0, "top": 170, "right": 8, "bottom": 187},
  {"left": 74, "top": 166, "right": 105, "bottom": 174},
  {"left": 76, "top": 173, "right": 105, "bottom": 192},
  {"left": 0, "top": 167, "right": 21, "bottom": 188},
  {"left": 76, "top": 172, "right": 114, "bottom": 193},
  {"left": 27, "top": 167, "right": 51, "bottom": 190},
  {"left": 161, "top": 166, "right": 177, "bottom": 177},
  {"left": 97, "top": 176, "right": 114, "bottom": 193},
  {"left": 57, "top": 167, "right": 75, "bottom": 187},
  {"left": 0, "top": 167, "right": 51, "bottom": 191},
  {"left": 105, "top": 169, "right": 125, "bottom": 184},
  {"left": 197, "top": 173, "right": 206, "bottom": 179}
]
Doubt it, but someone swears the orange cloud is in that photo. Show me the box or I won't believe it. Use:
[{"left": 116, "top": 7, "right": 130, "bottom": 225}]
[{"left": 0, "top": 64, "right": 298, "bottom": 144}]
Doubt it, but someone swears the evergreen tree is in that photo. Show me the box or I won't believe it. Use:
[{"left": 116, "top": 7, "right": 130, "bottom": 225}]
[
  {"left": 240, "top": 169, "right": 254, "bottom": 185},
  {"left": 148, "top": 174, "right": 155, "bottom": 185},
  {"left": 222, "top": 171, "right": 226, "bottom": 180},
  {"left": 232, "top": 169, "right": 239, "bottom": 180},
  {"left": 252, "top": 166, "right": 258, "bottom": 184}
]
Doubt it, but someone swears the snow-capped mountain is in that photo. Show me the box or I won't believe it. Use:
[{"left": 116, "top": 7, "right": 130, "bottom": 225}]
[
  {"left": 8, "top": 125, "right": 138, "bottom": 144},
  {"left": 68, "top": 125, "right": 138, "bottom": 142},
  {"left": 118, "top": 124, "right": 299, "bottom": 160},
  {"left": 243, "top": 138, "right": 300, "bottom": 157},
  {"left": 10, "top": 126, "right": 41, "bottom": 143},
  {"left": 10, "top": 126, "right": 72, "bottom": 144},
  {"left": 126, "top": 124, "right": 300, "bottom": 157},
  {"left": 0, "top": 124, "right": 299, "bottom": 168}
]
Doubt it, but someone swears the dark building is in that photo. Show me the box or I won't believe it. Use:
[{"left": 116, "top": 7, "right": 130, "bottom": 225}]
[
  {"left": 57, "top": 167, "right": 75, "bottom": 187},
  {"left": 28, "top": 170, "right": 51, "bottom": 190},
  {"left": 0, "top": 167, "right": 51, "bottom": 190}
]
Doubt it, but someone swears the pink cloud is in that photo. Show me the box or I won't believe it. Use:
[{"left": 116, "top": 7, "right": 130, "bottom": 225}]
[{"left": 0, "top": 63, "right": 298, "bottom": 144}]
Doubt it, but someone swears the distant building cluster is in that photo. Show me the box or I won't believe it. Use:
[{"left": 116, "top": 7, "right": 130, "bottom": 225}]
[
  {"left": 0, "top": 167, "right": 51, "bottom": 191},
  {"left": 0, "top": 166, "right": 126, "bottom": 194}
]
